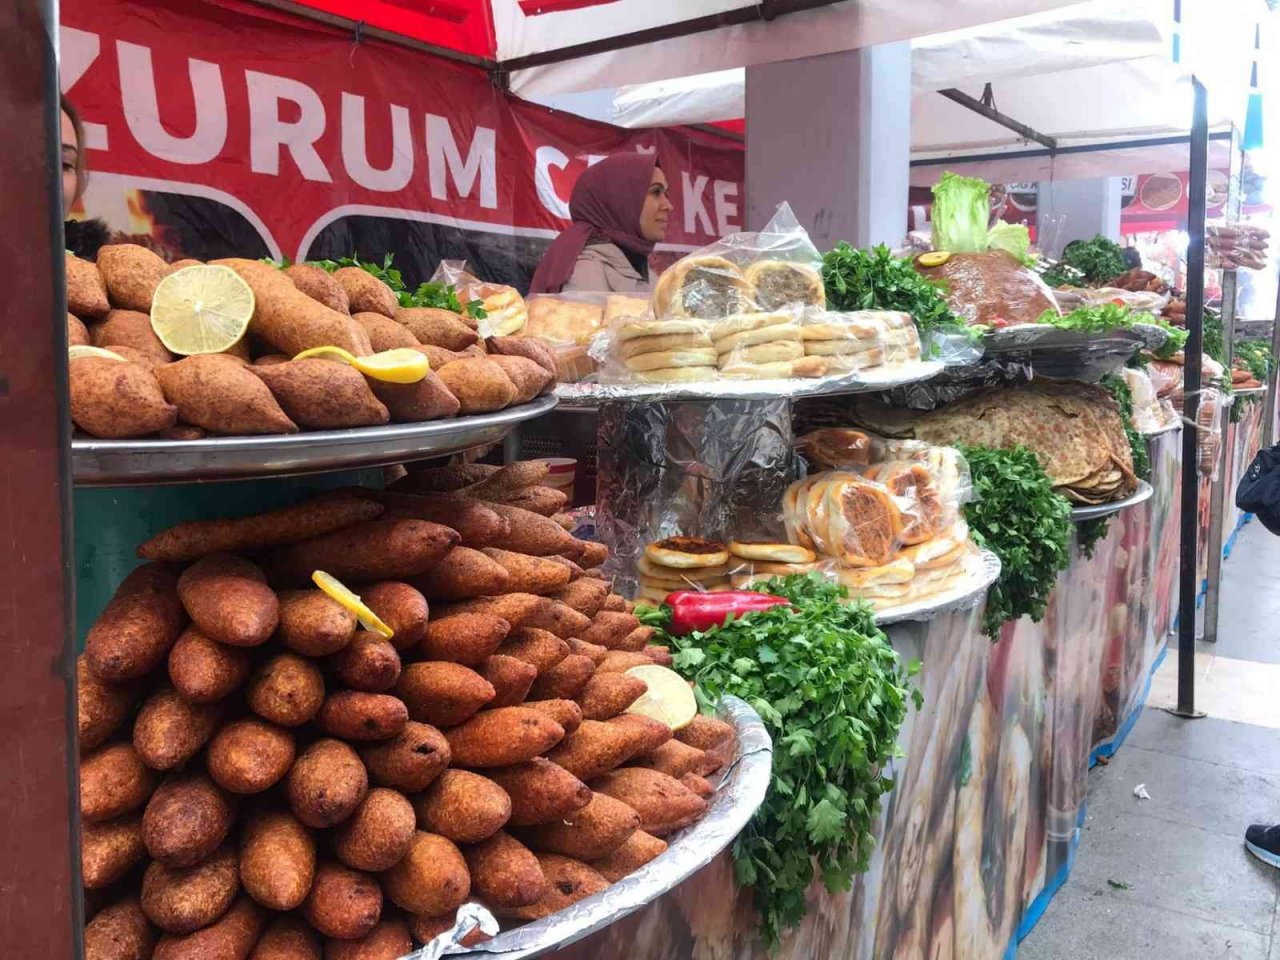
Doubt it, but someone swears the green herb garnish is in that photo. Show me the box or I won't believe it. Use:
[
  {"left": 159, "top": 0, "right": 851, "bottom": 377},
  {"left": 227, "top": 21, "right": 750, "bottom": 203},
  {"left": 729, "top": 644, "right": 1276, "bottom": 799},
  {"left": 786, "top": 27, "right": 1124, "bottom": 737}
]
[
  {"left": 1041, "top": 235, "right": 1128, "bottom": 288},
  {"left": 959, "top": 445, "right": 1073, "bottom": 638},
  {"left": 399, "top": 281, "right": 486, "bottom": 320},
  {"left": 1099, "top": 375, "right": 1151, "bottom": 481},
  {"left": 655, "top": 573, "right": 919, "bottom": 945},
  {"left": 310, "top": 252, "right": 405, "bottom": 292},
  {"left": 1037, "top": 303, "right": 1187, "bottom": 359},
  {"left": 1076, "top": 517, "right": 1111, "bottom": 558}
]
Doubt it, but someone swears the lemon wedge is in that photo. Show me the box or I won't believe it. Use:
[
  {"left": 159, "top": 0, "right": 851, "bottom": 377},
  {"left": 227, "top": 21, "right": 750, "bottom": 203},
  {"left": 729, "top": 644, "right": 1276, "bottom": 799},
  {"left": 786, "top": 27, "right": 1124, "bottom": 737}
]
[
  {"left": 623, "top": 664, "right": 699, "bottom": 730},
  {"left": 916, "top": 251, "right": 951, "bottom": 268},
  {"left": 68, "top": 345, "right": 127, "bottom": 362},
  {"left": 150, "top": 264, "right": 255, "bottom": 355},
  {"left": 311, "top": 571, "right": 394, "bottom": 639},
  {"left": 294, "top": 346, "right": 430, "bottom": 384}
]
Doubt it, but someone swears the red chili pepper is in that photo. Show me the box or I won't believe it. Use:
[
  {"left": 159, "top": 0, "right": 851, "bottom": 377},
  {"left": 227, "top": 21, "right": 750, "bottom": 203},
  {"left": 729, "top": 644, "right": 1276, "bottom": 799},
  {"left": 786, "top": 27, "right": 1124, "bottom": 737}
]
[
  {"left": 665, "top": 590, "right": 791, "bottom": 635},
  {"left": 991, "top": 316, "right": 1009, "bottom": 328}
]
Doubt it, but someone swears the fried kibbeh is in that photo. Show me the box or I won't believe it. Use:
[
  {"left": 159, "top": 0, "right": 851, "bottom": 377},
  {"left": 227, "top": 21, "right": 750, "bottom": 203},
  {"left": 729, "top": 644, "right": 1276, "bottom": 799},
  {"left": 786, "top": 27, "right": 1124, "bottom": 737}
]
[
  {"left": 227, "top": 262, "right": 369, "bottom": 356},
  {"left": 407, "top": 911, "right": 492, "bottom": 949},
  {"left": 395, "top": 662, "right": 494, "bottom": 728},
  {"left": 487, "top": 335, "right": 557, "bottom": 378},
  {"left": 543, "top": 720, "right": 633, "bottom": 782},
  {"left": 251, "top": 915, "right": 322, "bottom": 960},
  {"left": 317, "top": 691, "right": 408, "bottom": 742},
  {"left": 486, "top": 758, "right": 591, "bottom": 826},
  {"left": 98, "top": 243, "right": 167, "bottom": 312},
  {"left": 680, "top": 773, "right": 714, "bottom": 798},
  {"left": 137, "top": 493, "right": 384, "bottom": 562},
  {"left": 674, "top": 714, "right": 735, "bottom": 750},
  {"left": 167, "top": 626, "right": 252, "bottom": 704},
  {"left": 517, "top": 791, "right": 639, "bottom": 860},
  {"left": 597, "top": 651, "right": 653, "bottom": 674},
  {"left": 359, "top": 722, "right": 450, "bottom": 793},
  {"left": 157, "top": 354, "right": 298, "bottom": 435},
  {"left": 287, "top": 739, "right": 368, "bottom": 829},
  {"left": 394, "top": 308, "right": 478, "bottom": 351},
  {"left": 382, "top": 832, "right": 469, "bottom": 917},
  {"left": 264, "top": 519, "right": 458, "bottom": 586},
  {"left": 581, "top": 612, "right": 642, "bottom": 651},
  {"left": 487, "top": 354, "right": 553, "bottom": 403},
  {"left": 524, "top": 601, "right": 592, "bottom": 641},
  {"left": 481, "top": 502, "right": 577, "bottom": 556},
  {"left": 91, "top": 308, "right": 174, "bottom": 365},
  {"left": 78, "top": 655, "right": 139, "bottom": 751},
  {"left": 285, "top": 263, "right": 350, "bottom": 314},
  {"left": 497, "top": 485, "right": 567, "bottom": 518},
  {"left": 435, "top": 358, "right": 517, "bottom": 414},
  {"left": 410, "top": 547, "right": 510, "bottom": 601},
  {"left": 153, "top": 896, "right": 263, "bottom": 960},
  {"left": 522, "top": 699, "right": 583, "bottom": 736},
  {"left": 254, "top": 359, "right": 390, "bottom": 429},
  {"left": 352, "top": 311, "right": 418, "bottom": 351},
  {"left": 140, "top": 843, "right": 238, "bottom": 934},
  {"left": 568, "top": 637, "right": 609, "bottom": 665},
  {"left": 589, "top": 830, "right": 667, "bottom": 882},
  {"left": 335, "top": 267, "right": 398, "bottom": 318},
  {"left": 577, "top": 673, "right": 647, "bottom": 721},
  {"left": 630, "top": 739, "right": 711, "bottom": 780},
  {"left": 418, "top": 612, "right": 510, "bottom": 665},
  {"left": 81, "top": 743, "right": 158, "bottom": 823},
  {"left": 70, "top": 355, "right": 179, "bottom": 438},
  {"left": 496, "top": 854, "right": 607, "bottom": 921},
  {"left": 527, "top": 654, "right": 595, "bottom": 701},
  {"left": 177, "top": 554, "right": 278, "bottom": 647},
  {"left": 480, "top": 549, "right": 571, "bottom": 595},
  {"left": 369, "top": 370, "right": 461, "bottom": 422},
  {"left": 414, "top": 770, "right": 511, "bottom": 843},
  {"left": 66, "top": 252, "right": 110, "bottom": 318},
  {"left": 549, "top": 579, "right": 609, "bottom": 618},
  {"left": 590, "top": 768, "right": 706, "bottom": 837},
  {"left": 363, "top": 490, "right": 509, "bottom": 548},
  {"left": 607, "top": 714, "right": 672, "bottom": 759},
  {"left": 207, "top": 719, "right": 296, "bottom": 794},
  {"left": 277, "top": 590, "right": 357, "bottom": 657},
  {"left": 361, "top": 581, "right": 428, "bottom": 650},
  {"left": 325, "top": 917, "right": 412, "bottom": 960},
  {"left": 333, "top": 788, "right": 416, "bottom": 872},
  {"left": 248, "top": 652, "right": 326, "bottom": 726},
  {"left": 67, "top": 312, "right": 91, "bottom": 346},
  {"left": 329, "top": 633, "right": 402, "bottom": 692},
  {"left": 478, "top": 654, "right": 537, "bottom": 707},
  {"left": 465, "top": 831, "right": 546, "bottom": 909},
  {"left": 498, "top": 627, "right": 569, "bottom": 675},
  {"left": 85, "top": 897, "right": 154, "bottom": 960},
  {"left": 445, "top": 707, "right": 565, "bottom": 768},
  {"left": 82, "top": 814, "right": 147, "bottom": 889},
  {"left": 133, "top": 687, "right": 223, "bottom": 771},
  {"left": 303, "top": 861, "right": 383, "bottom": 941},
  {"left": 142, "top": 773, "right": 234, "bottom": 868}
]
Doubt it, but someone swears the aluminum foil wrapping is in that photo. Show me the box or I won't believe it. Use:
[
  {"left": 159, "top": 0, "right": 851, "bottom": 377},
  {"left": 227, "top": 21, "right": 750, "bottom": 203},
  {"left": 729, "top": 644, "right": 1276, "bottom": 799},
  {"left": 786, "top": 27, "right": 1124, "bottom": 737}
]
[
  {"left": 873, "top": 548, "right": 1002, "bottom": 626},
  {"left": 979, "top": 322, "right": 1168, "bottom": 381},
  {"left": 595, "top": 398, "right": 797, "bottom": 592},
  {"left": 440, "top": 696, "right": 773, "bottom": 959}
]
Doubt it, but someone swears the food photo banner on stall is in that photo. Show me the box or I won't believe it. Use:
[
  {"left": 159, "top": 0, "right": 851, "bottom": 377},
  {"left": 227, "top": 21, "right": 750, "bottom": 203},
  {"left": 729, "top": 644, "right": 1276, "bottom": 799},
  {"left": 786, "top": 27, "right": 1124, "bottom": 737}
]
[{"left": 59, "top": 0, "right": 745, "bottom": 287}]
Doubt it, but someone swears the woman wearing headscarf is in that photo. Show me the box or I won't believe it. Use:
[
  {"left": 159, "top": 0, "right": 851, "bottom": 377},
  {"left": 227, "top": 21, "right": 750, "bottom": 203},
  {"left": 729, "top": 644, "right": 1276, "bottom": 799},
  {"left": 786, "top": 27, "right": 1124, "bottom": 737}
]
[{"left": 529, "top": 152, "right": 672, "bottom": 295}]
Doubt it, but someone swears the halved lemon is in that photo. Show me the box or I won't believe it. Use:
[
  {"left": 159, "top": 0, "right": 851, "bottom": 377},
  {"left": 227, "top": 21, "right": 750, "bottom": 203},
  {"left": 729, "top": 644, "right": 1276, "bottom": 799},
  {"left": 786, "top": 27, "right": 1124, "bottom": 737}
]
[
  {"left": 150, "top": 265, "right": 255, "bottom": 355},
  {"left": 68, "top": 345, "right": 127, "bottom": 362},
  {"left": 916, "top": 251, "right": 951, "bottom": 268},
  {"left": 311, "top": 570, "right": 394, "bottom": 639},
  {"left": 294, "top": 346, "right": 429, "bottom": 384},
  {"left": 623, "top": 664, "right": 699, "bottom": 730}
]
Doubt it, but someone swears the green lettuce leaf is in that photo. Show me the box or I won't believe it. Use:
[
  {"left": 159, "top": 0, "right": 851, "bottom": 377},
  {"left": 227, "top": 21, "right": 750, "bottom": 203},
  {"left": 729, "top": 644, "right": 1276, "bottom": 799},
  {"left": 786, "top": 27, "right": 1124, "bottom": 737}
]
[
  {"left": 987, "top": 221, "right": 1033, "bottom": 265},
  {"left": 931, "top": 172, "right": 991, "bottom": 253}
]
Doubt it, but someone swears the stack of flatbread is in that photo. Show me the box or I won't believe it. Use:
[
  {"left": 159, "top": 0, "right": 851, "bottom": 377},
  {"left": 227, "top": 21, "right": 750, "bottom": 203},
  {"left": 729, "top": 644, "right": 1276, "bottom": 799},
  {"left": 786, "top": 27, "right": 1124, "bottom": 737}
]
[
  {"left": 866, "top": 311, "right": 923, "bottom": 364},
  {"left": 713, "top": 312, "right": 828, "bottom": 380},
  {"left": 636, "top": 537, "right": 732, "bottom": 604},
  {"left": 724, "top": 541, "right": 818, "bottom": 588},
  {"left": 910, "top": 380, "right": 1139, "bottom": 505}
]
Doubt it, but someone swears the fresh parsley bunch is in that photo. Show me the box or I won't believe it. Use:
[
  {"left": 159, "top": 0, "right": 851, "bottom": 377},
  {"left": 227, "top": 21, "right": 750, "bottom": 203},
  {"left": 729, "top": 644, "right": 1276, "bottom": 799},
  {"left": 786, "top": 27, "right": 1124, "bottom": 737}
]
[
  {"left": 1040, "top": 235, "right": 1127, "bottom": 287},
  {"left": 663, "top": 574, "right": 920, "bottom": 945},
  {"left": 821, "top": 243, "right": 966, "bottom": 342},
  {"left": 399, "top": 281, "right": 487, "bottom": 320},
  {"left": 1099, "top": 375, "right": 1151, "bottom": 481},
  {"left": 1039, "top": 303, "right": 1187, "bottom": 359},
  {"left": 310, "top": 252, "right": 405, "bottom": 291},
  {"left": 959, "top": 445, "right": 1073, "bottom": 638}
]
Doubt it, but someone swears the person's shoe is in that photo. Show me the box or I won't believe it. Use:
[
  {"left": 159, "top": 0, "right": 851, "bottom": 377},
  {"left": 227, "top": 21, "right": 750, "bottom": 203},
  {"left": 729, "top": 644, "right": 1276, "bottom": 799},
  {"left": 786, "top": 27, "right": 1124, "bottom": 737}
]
[{"left": 1245, "top": 824, "right": 1280, "bottom": 868}]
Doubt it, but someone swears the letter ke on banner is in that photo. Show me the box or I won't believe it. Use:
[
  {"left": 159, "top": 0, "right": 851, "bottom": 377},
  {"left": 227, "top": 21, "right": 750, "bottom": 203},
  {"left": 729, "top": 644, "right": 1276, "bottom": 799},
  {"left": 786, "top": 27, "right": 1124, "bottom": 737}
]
[{"left": 59, "top": 0, "right": 744, "bottom": 289}]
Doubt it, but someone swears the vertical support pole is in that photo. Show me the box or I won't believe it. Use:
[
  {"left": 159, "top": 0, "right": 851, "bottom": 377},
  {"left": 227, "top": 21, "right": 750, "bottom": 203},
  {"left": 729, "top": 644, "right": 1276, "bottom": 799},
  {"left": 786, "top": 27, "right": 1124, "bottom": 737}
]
[
  {"left": 1264, "top": 276, "right": 1280, "bottom": 447},
  {"left": 1202, "top": 127, "right": 1243, "bottom": 644},
  {"left": 1175, "top": 78, "right": 1209, "bottom": 718},
  {"left": 0, "top": 0, "right": 83, "bottom": 953}
]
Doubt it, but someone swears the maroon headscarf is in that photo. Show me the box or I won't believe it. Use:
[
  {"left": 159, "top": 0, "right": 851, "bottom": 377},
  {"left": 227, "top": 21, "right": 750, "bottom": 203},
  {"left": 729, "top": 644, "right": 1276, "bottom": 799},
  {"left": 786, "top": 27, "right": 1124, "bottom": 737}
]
[{"left": 529, "top": 152, "right": 658, "bottom": 295}]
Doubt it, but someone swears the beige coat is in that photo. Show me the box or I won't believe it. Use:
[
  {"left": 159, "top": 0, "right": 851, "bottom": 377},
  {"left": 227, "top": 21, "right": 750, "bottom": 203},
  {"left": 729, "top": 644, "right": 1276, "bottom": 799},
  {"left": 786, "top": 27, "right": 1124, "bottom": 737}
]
[{"left": 562, "top": 242, "right": 650, "bottom": 293}]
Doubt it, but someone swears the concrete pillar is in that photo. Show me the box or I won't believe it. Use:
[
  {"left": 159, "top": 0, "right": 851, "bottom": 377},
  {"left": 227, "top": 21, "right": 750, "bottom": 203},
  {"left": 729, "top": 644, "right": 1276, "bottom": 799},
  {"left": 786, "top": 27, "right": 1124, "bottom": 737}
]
[
  {"left": 1036, "top": 178, "right": 1123, "bottom": 257},
  {"left": 745, "top": 42, "right": 911, "bottom": 249}
]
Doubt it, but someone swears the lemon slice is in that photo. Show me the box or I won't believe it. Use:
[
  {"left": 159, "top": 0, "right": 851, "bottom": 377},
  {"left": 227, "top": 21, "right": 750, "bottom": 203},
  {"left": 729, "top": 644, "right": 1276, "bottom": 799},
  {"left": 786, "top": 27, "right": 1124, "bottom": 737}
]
[
  {"left": 916, "top": 251, "right": 951, "bottom": 268},
  {"left": 623, "top": 664, "right": 699, "bottom": 730},
  {"left": 68, "top": 345, "right": 127, "bottom": 362},
  {"left": 294, "top": 346, "right": 429, "bottom": 384},
  {"left": 150, "top": 265, "right": 255, "bottom": 355},
  {"left": 311, "top": 571, "right": 394, "bottom": 639}
]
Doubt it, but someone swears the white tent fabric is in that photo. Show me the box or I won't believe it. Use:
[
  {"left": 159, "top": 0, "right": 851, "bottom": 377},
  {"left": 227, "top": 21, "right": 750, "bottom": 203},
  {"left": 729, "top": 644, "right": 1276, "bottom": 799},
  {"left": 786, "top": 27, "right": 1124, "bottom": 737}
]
[{"left": 508, "top": 0, "right": 1082, "bottom": 98}]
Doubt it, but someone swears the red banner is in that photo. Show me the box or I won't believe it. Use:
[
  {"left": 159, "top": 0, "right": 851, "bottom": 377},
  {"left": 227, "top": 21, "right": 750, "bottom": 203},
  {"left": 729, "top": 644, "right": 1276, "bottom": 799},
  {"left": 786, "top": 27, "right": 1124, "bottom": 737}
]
[{"left": 59, "top": 0, "right": 745, "bottom": 287}]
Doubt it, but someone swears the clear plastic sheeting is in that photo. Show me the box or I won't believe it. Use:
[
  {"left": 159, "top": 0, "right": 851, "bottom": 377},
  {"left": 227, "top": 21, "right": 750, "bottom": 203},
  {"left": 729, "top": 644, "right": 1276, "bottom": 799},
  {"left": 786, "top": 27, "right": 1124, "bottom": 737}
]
[
  {"left": 979, "top": 323, "right": 1169, "bottom": 382},
  {"left": 448, "top": 696, "right": 773, "bottom": 959},
  {"left": 874, "top": 547, "right": 1001, "bottom": 625},
  {"left": 595, "top": 397, "right": 797, "bottom": 596}
]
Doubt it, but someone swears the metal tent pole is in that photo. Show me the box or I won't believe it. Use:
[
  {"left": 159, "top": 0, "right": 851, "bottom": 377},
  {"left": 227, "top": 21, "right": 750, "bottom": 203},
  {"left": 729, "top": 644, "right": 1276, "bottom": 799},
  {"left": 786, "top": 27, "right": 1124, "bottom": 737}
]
[
  {"left": 1264, "top": 276, "right": 1280, "bottom": 448},
  {"left": 1174, "top": 77, "right": 1210, "bottom": 718},
  {"left": 1202, "top": 127, "right": 1243, "bottom": 644}
]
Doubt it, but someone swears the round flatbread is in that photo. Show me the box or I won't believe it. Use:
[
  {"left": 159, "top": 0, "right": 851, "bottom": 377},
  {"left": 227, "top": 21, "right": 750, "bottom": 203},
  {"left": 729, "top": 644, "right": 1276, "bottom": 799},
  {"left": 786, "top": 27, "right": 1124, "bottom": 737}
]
[
  {"left": 729, "top": 541, "right": 818, "bottom": 564},
  {"left": 719, "top": 360, "right": 795, "bottom": 380},
  {"left": 718, "top": 341, "right": 804, "bottom": 367},
  {"left": 800, "top": 321, "right": 880, "bottom": 342},
  {"left": 713, "top": 323, "right": 803, "bottom": 355},
  {"left": 637, "top": 555, "right": 731, "bottom": 581},
  {"left": 625, "top": 348, "right": 720, "bottom": 372},
  {"left": 619, "top": 331, "right": 714, "bottom": 359},
  {"left": 836, "top": 557, "right": 915, "bottom": 589},
  {"left": 616, "top": 318, "right": 709, "bottom": 342},
  {"left": 630, "top": 365, "right": 719, "bottom": 384},
  {"left": 653, "top": 256, "right": 753, "bottom": 320},
  {"left": 644, "top": 537, "right": 731, "bottom": 569},
  {"left": 708, "top": 311, "right": 794, "bottom": 342},
  {"left": 805, "top": 338, "right": 881, "bottom": 357},
  {"left": 823, "top": 348, "right": 885, "bottom": 373},
  {"left": 744, "top": 261, "right": 826, "bottom": 312}
]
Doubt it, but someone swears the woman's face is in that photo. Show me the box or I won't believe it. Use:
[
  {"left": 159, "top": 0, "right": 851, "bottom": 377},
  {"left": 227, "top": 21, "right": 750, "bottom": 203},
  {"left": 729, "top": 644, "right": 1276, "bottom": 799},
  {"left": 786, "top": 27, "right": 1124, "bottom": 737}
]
[
  {"left": 638, "top": 167, "right": 672, "bottom": 243},
  {"left": 61, "top": 110, "right": 82, "bottom": 215}
]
